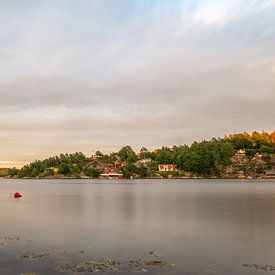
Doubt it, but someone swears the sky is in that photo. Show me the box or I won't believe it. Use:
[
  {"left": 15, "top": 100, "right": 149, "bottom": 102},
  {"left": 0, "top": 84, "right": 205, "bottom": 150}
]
[{"left": 0, "top": 0, "right": 275, "bottom": 167}]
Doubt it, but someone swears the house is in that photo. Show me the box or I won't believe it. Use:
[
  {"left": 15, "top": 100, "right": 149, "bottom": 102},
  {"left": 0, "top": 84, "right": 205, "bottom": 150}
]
[
  {"left": 101, "top": 167, "right": 123, "bottom": 179},
  {"left": 114, "top": 161, "right": 125, "bottom": 168},
  {"left": 48, "top": 167, "right": 59, "bottom": 174},
  {"left": 158, "top": 164, "right": 177, "bottom": 172},
  {"left": 237, "top": 149, "right": 246, "bottom": 154},
  {"left": 265, "top": 170, "right": 275, "bottom": 178}
]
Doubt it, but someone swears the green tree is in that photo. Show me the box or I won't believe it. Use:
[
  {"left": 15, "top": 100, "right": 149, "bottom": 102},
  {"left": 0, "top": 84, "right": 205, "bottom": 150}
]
[
  {"left": 246, "top": 149, "right": 257, "bottom": 156},
  {"left": 156, "top": 147, "right": 174, "bottom": 164},
  {"left": 118, "top": 146, "right": 137, "bottom": 163},
  {"left": 84, "top": 168, "right": 100, "bottom": 178},
  {"left": 59, "top": 163, "right": 71, "bottom": 175},
  {"left": 122, "top": 167, "right": 131, "bottom": 179},
  {"left": 259, "top": 145, "right": 274, "bottom": 154}
]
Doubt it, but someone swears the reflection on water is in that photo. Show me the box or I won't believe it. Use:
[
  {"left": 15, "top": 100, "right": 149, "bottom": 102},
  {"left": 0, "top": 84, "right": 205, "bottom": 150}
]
[{"left": 1, "top": 179, "right": 275, "bottom": 274}]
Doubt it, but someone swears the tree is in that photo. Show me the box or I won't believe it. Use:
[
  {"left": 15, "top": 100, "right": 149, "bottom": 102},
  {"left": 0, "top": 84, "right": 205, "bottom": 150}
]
[
  {"left": 122, "top": 167, "right": 131, "bottom": 179},
  {"left": 140, "top": 147, "right": 150, "bottom": 159},
  {"left": 246, "top": 149, "right": 257, "bottom": 156},
  {"left": 118, "top": 146, "right": 137, "bottom": 162},
  {"left": 156, "top": 147, "right": 174, "bottom": 164},
  {"left": 259, "top": 145, "right": 274, "bottom": 154},
  {"left": 59, "top": 163, "right": 71, "bottom": 175},
  {"left": 95, "top": 151, "right": 103, "bottom": 157},
  {"left": 84, "top": 168, "right": 100, "bottom": 178},
  {"left": 138, "top": 166, "right": 148, "bottom": 178}
]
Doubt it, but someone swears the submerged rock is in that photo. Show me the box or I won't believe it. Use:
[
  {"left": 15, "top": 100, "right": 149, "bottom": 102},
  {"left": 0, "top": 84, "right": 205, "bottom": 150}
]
[
  {"left": 58, "top": 259, "right": 122, "bottom": 273},
  {"left": 144, "top": 259, "right": 167, "bottom": 267},
  {"left": 19, "top": 252, "right": 50, "bottom": 260},
  {"left": 243, "top": 263, "right": 275, "bottom": 271},
  {"left": 4, "top": 236, "right": 21, "bottom": 241},
  {"left": 148, "top": 250, "right": 161, "bottom": 257},
  {"left": 2, "top": 236, "right": 32, "bottom": 242},
  {"left": 57, "top": 254, "right": 170, "bottom": 273}
]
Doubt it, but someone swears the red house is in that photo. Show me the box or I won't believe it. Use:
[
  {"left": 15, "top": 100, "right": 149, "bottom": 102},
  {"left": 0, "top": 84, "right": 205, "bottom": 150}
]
[
  {"left": 101, "top": 167, "right": 123, "bottom": 179},
  {"left": 114, "top": 162, "right": 126, "bottom": 169}
]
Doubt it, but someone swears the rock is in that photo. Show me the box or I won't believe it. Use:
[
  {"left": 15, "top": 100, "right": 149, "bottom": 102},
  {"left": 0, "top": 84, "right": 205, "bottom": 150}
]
[
  {"left": 19, "top": 252, "right": 50, "bottom": 260},
  {"left": 148, "top": 250, "right": 161, "bottom": 257}
]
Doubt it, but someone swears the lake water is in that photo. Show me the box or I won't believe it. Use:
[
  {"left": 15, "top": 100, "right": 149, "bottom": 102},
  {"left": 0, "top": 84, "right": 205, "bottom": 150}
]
[{"left": 1, "top": 179, "right": 275, "bottom": 274}]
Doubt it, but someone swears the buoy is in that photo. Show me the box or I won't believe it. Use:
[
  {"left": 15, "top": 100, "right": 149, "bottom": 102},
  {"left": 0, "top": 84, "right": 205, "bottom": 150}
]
[{"left": 14, "top": 192, "right": 22, "bottom": 198}]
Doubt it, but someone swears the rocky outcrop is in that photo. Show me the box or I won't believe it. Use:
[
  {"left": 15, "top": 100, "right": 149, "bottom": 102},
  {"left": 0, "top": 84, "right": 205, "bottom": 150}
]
[{"left": 223, "top": 152, "right": 274, "bottom": 178}]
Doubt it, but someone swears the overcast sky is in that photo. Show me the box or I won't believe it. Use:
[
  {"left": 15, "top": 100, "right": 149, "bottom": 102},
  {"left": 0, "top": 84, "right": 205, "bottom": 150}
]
[{"left": 0, "top": 0, "right": 275, "bottom": 167}]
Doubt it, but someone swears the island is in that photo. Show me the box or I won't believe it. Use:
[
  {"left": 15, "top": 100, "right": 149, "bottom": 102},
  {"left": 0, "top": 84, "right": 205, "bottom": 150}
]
[{"left": 1, "top": 131, "right": 275, "bottom": 180}]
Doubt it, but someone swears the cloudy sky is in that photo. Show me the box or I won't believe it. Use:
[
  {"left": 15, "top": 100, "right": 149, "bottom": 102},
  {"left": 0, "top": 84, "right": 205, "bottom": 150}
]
[{"left": 0, "top": 0, "right": 275, "bottom": 167}]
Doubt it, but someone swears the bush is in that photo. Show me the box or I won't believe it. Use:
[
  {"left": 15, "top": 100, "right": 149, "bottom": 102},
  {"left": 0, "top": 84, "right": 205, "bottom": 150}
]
[
  {"left": 259, "top": 145, "right": 274, "bottom": 154},
  {"left": 246, "top": 149, "right": 257, "bottom": 156},
  {"left": 84, "top": 168, "right": 100, "bottom": 178}
]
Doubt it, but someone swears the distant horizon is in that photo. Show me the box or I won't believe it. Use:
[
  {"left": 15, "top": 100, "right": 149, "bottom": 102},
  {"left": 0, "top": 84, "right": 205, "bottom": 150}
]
[{"left": 1, "top": 1, "right": 275, "bottom": 166}]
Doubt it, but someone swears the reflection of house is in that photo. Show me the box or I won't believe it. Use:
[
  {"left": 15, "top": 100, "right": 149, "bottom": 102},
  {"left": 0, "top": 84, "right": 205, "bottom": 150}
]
[
  {"left": 101, "top": 167, "right": 123, "bottom": 179},
  {"left": 158, "top": 164, "right": 177, "bottom": 172}
]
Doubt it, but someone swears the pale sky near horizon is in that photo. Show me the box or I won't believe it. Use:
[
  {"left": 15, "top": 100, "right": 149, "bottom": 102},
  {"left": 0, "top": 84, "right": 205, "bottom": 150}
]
[{"left": 0, "top": 0, "right": 275, "bottom": 167}]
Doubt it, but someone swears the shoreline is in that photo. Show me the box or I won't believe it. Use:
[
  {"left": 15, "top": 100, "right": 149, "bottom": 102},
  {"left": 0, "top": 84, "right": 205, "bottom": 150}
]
[{"left": 1, "top": 176, "right": 275, "bottom": 180}]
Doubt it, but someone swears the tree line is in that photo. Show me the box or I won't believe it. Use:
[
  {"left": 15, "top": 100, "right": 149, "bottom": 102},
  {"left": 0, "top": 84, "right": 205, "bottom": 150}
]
[{"left": 2, "top": 131, "right": 274, "bottom": 178}]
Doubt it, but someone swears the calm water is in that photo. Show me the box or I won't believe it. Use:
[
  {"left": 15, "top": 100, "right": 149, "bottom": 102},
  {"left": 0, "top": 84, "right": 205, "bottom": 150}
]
[{"left": 1, "top": 179, "right": 275, "bottom": 274}]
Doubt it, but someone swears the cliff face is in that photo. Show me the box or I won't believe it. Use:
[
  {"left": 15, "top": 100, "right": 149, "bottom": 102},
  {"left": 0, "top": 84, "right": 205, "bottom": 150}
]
[{"left": 223, "top": 152, "right": 274, "bottom": 178}]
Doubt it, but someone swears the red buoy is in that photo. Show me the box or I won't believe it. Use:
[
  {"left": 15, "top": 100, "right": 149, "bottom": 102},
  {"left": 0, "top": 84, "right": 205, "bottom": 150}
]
[{"left": 14, "top": 192, "right": 22, "bottom": 198}]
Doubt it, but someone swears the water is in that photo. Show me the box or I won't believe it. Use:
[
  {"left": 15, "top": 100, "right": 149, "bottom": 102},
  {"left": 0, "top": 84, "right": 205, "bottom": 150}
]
[{"left": 1, "top": 179, "right": 275, "bottom": 274}]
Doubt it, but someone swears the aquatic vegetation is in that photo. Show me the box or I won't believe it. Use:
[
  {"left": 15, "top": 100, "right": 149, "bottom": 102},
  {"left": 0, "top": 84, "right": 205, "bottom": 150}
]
[
  {"left": 1, "top": 236, "right": 32, "bottom": 242},
  {"left": 243, "top": 263, "right": 275, "bottom": 272},
  {"left": 4, "top": 236, "right": 21, "bottom": 241},
  {"left": 144, "top": 259, "right": 167, "bottom": 267},
  {"left": 57, "top": 251, "right": 170, "bottom": 273},
  {"left": 19, "top": 252, "right": 50, "bottom": 260}
]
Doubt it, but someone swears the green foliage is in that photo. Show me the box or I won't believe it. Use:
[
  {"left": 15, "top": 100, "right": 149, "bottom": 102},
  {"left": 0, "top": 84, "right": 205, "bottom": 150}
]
[
  {"left": 118, "top": 146, "right": 137, "bottom": 163},
  {"left": 246, "top": 149, "right": 257, "bottom": 156},
  {"left": 59, "top": 163, "right": 71, "bottom": 175},
  {"left": 121, "top": 167, "right": 131, "bottom": 179},
  {"left": 137, "top": 165, "right": 148, "bottom": 178},
  {"left": 139, "top": 147, "right": 156, "bottom": 160},
  {"left": 237, "top": 164, "right": 247, "bottom": 173},
  {"left": 18, "top": 152, "right": 88, "bottom": 178},
  {"left": 84, "top": 167, "right": 100, "bottom": 178},
  {"left": 95, "top": 150, "right": 103, "bottom": 156},
  {"left": 156, "top": 147, "right": 174, "bottom": 164},
  {"left": 259, "top": 145, "right": 274, "bottom": 154},
  {"left": 175, "top": 139, "right": 234, "bottom": 176},
  {"left": 148, "top": 161, "right": 158, "bottom": 171},
  {"left": 229, "top": 137, "right": 254, "bottom": 149},
  {"left": 256, "top": 166, "right": 264, "bottom": 174}
]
